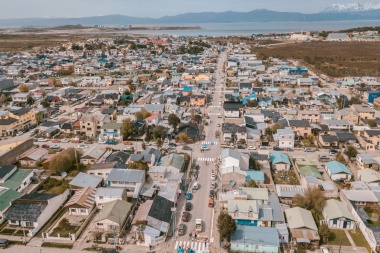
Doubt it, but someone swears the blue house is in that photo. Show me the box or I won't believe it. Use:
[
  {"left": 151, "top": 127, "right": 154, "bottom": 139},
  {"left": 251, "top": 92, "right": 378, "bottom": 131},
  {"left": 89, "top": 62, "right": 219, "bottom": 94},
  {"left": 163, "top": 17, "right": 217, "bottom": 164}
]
[
  {"left": 257, "top": 97, "right": 272, "bottom": 107},
  {"left": 325, "top": 161, "right": 353, "bottom": 181},
  {"left": 231, "top": 226, "right": 280, "bottom": 253},
  {"left": 240, "top": 92, "right": 257, "bottom": 105},
  {"left": 289, "top": 67, "right": 308, "bottom": 75},
  {"left": 246, "top": 171, "right": 264, "bottom": 184},
  {"left": 366, "top": 90, "right": 380, "bottom": 103},
  {"left": 270, "top": 152, "right": 291, "bottom": 171}
]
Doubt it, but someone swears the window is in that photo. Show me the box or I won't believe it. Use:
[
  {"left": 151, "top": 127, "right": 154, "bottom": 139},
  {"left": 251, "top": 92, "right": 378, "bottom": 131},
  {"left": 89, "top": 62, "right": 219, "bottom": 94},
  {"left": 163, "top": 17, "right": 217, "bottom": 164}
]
[
  {"left": 25, "top": 222, "right": 34, "bottom": 227},
  {"left": 97, "top": 223, "right": 103, "bottom": 226},
  {"left": 99, "top": 196, "right": 103, "bottom": 199}
]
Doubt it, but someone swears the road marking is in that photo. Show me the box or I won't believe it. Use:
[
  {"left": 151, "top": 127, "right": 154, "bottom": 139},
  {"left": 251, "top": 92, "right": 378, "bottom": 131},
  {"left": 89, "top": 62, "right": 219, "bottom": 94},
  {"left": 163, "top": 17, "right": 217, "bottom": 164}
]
[
  {"left": 174, "top": 240, "right": 209, "bottom": 252},
  {"left": 197, "top": 157, "right": 216, "bottom": 162},
  {"left": 210, "top": 209, "right": 214, "bottom": 239},
  {"left": 201, "top": 141, "right": 218, "bottom": 145}
]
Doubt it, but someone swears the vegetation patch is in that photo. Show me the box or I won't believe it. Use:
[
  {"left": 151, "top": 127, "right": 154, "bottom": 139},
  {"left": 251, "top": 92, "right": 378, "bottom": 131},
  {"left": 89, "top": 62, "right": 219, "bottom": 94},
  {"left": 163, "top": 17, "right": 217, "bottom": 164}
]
[
  {"left": 272, "top": 170, "right": 299, "bottom": 185},
  {"left": 37, "top": 177, "right": 68, "bottom": 194},
  {"left": 41, "top": 242, "right": 73, "bottom": 249},
  {"left": 328, "top": 229, "right": 351, "bottom": 246}
]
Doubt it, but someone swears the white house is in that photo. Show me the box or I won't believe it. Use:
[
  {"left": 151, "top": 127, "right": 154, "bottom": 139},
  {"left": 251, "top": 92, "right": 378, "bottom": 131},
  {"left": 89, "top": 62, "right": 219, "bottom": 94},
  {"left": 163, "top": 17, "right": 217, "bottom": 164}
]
[
  {"left": 95, "top": 187, "right": 128, "bottom": 209},
  {"left": 325, "top": 161, "right": 353, "bottom": 181},
  {"left": 273, "top": 127, "right": 295, "bottom": 150},
  {"left": 106, "top": 169, "right": 146, "bottom": 198},
  {"left": 220, "top": 149, "right": 249, "bottom": 171},
  {"left": 99, "top": 122, "right": 123, "bottom": 143},
  {"left": 322, "top": 199, "right": 355, "bottom": 230}
]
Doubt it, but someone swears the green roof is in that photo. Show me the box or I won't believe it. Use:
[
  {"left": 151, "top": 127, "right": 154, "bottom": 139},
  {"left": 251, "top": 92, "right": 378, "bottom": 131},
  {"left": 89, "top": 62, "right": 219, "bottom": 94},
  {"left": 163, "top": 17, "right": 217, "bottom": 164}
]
[
  {"left": 93, "top": 200, "right": 132, "bottom": 224},
  {"left": 298, "top": 165, "right": 323, "bottom": 179},
  {"left": 0, "top": 169, "right": 33, "bottom": 191},
  {"left": 0, "top": 188, "right": 21, "bottom": 212}
]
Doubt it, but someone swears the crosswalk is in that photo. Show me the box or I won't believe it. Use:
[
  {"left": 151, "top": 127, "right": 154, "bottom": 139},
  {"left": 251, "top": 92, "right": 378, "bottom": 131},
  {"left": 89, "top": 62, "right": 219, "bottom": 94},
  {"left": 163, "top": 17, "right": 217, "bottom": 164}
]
[
  {"left": 197, "top": 157, "right": 216, "bottom": 162},
  {"left": 201, "top": 141, "right": 218, "bottom": 145},
  {"left": 209, "top": 106, "right": 221, "bottom": 108},
  {"left": 208, "top": 113, "right": 221, "bottom": 116},
  {"left": 174, "top": 240, "right": 209, "bottom": 253}
]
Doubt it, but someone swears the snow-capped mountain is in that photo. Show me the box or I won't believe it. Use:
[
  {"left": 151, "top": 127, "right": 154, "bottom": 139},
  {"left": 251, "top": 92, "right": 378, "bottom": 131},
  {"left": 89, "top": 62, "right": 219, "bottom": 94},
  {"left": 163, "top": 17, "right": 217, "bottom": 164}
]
[{"left": 323, "top": 2, "right": 380, "bottom": 12}]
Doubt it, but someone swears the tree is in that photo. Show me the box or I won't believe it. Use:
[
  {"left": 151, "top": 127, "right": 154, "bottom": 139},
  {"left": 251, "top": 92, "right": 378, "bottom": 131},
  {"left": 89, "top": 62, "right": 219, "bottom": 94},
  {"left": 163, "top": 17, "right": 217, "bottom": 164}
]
[
  {"left": 318, "top": 223, "right": 330, "bottom": 243},
  {"left": 367, "top": 119, "right": 378, "bottom": 127},
  {"left": 41, "top": 100, "right": 51, "bottom": 108},
  {"left": 345, "top": 145, "right": 358, "bottom": 159},
  {"left": 135, "top": 111, "right": 143, "bottom": 121},
  {"left": 168, "top": 113, "right": 180, "bottom": 129},
  {"left": 144, "top": 128, "right": 151, "bottom": 142},
  {"left": 19, "top": 83, "right": 29, "bottom": 92},
  {"left": 271, "top": 123, "right": 284, "bottom": 134},
  {"left": 249, "top": 156, "right": 263, "bottom": 171},
  {"left": 121, "top": 118, "right": 136, "bottom": 139},
  {"left": 178, "top": 133, "right": 189, "bottom": 144},
  {"left": 336, "top": 151, "right": 347, "bottom": 165},
  {"left": 246, "top": 180, "right": 258, "bottom": 188},
  {"left": 153, "top": 126, "right": 167, "bottom": 140},
  {"left": 27, "top": 96, "right": 34, "bottom": 106},
  {"left": 156, "top": 138, "right": 163, "bottom": 148},
  {"left": 142, "top": 142, "right": 146, "bottom": 150},
  {"left": 246, "top": 99, "right": 258, "bottom": 107},
  {"left": 0, "top": 94, "right": 7, "bottom": 104},
  {"left": 264, "top": 127, "right": 272, "bottom": 136},
  {"left": 217, "top": 211, "right": 237, "bottom": 242},
  {"left": 141, "top": 108, "right": 151, "bottom": 119},
  {"left": 351, "top": 95, "right": 363, "bottom": 104},
  {"left": 128, "top": 161, "right": 149, "bottom": 171},
  {"left": 292, "top": 186, "right": 326, "bottom": 219},
  {"left": 49, "top": 154, "right": 72, "bottom": 173}
]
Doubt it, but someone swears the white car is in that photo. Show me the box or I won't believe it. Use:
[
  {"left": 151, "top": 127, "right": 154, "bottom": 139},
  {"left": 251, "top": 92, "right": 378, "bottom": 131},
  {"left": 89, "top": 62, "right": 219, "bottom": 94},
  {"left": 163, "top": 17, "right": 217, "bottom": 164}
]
[
  {"left": 50, "top": 144, "right": 60, "bottom": 149},
  {"left": 78, "top": 144, "right": 89, "bottom": 149},
  {"left": 248, "top": 146, "right": 256, "bottom": 150},
  {"left": 16, "top": 131, "right": 24, "bottom": 136},
  {"left": 61, "top": 138, "right": 69, "bottom": 143},
  {"left": 211, "top": 173, "right": 216, "bottom": 181},
  {"left": 98, "top": 140, "right": 107, "bottom": 144},
  {"left": 38, "top": 138, "right": 47, "bottom": 142}
]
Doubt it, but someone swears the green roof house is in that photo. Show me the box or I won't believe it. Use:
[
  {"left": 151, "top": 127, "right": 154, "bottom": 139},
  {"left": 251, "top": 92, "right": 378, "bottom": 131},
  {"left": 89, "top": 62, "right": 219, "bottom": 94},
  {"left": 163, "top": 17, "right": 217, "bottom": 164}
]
[{"left": 93, "top": 200, "right": 133, "bottom": 233}]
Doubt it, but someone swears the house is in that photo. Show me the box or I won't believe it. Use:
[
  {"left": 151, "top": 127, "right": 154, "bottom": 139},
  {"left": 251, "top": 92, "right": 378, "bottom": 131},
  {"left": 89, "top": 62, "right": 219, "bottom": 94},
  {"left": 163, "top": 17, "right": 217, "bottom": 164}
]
[
  {"left": 69, "top": 172, "right": 102, "bottom": 191},
  {"left": 99, "top": 123, "right": 123, "bottom": 143},
  {"left": 87, "top": 162, "right": 117, "bottom": 180},
  {"left": 224, "top": 102, "right": 244, "bottom": 118},
  {"left": 245, "top": 171, "right": 265, "bottom": 184},
  {"left": 322, "top": 199, "right": 355, "bottom": 229},
  {"left": 95, "top": 187, "right": 128, "bottom": 209},
  {"left": 79, "top": 112, "right": 111, "bottom": 137},
  {"left": 325, "top": 161, "right": 353, "bottom": 181},
  {"left": 230, "top": 226, "right": 280, "bottom": 253},
  {"left": 358, "top": 169, "right": 380, "bottom": 184},
  {"left": 228, "top": 199, "right": 274, "bottom": 227},
  {"left": 19, "top": 148, "right": 48, "bottom": 167},
  {"left": 270, "top": 152, "right": 291, "bottom": 171},
  {"left": 65, "top": 186, "right": 96, "bottom": 216},
  {"left": 221, "top": 123, "right": 247, "bottom": 143},
  {"left": 221, "top": 149, "right": 250, "bottom": 171},
  {"left": 92, "top": 199, "right": 133, "bottom": 233},
  {"left": 129, "top": 153, "right": 156, "bottom": 166},
  {"left": 177, "top": 122, "right": 201, "bottom": 141},
  {"left": 190, "top": 95, "right": 206, "bottom": 107},
  {"left": 363, "top": 130, "right": 380, "bottom": 146},
  {"left": 326, "top": 33, "right": 350, "bottom": 41},
  {"left": 324, "top": 119, "right": 352, "bottom": 131},
  {"left": 279, "top": 119, "right": 311, "bottom": 138},
  {"left": 146, "top": 195, "right": 174, "bottom": 234},
  {"left": 273, "top": 127, "right": 295, "bottom": 150},
  {"left": 0, "top": 187, "right": 22, "bottom": 223},
  {"left": 350, "top": 104, "right": 375, "bottom": 121},
  {"left": 299, "top": 111, "right": 320, "bottom": 124},
  {"left": 239, "top": 82, "right": 253, "bottom": 94},
  {"left": 284, "top": 207, "right": 320, "bottom": 245},
  {"left": 3, "top": 192, "right": 68, "bottom": 237},
  {"left": 0, "top": 167, "right": 34, "bottom": 193},
  {"left": 318, "top": 135, "right": 339, "bottom": 148},
  {"left": 336, "top": 108, "right": 360, "bottom": 125},
  {"left": 0, "top": 108, "right": 37, "bottom": 136},
  {"left": 145, "top": 113, "right": 159, "bottom": 126},
  {"left": 80, "top": 146, "right": 108, "bottom": 165},
  {"left": 159, "top": 153, "right": 186, "bottom": 172},
  {"left": 106, "top": 169, "right": 145, "bottom": 198},
  {"left": 356, "top": 154, "right": 380, "bottom": 171},
  {"left": 275, "top": 184, "right": 307, "bottom": 204}
]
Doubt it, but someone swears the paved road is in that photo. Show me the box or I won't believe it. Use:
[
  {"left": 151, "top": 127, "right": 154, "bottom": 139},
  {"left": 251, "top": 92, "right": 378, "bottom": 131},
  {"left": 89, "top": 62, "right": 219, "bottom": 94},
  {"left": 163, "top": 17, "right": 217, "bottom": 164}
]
[{"left": 172, "top": 51, "right": 227, "bottom": 253}]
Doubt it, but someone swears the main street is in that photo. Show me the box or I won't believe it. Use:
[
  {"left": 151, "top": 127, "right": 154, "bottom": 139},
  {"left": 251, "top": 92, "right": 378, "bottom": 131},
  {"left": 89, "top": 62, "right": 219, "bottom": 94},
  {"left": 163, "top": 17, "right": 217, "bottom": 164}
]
[{"left": 171, "top": 50, "right": 227, "bottom": 253}]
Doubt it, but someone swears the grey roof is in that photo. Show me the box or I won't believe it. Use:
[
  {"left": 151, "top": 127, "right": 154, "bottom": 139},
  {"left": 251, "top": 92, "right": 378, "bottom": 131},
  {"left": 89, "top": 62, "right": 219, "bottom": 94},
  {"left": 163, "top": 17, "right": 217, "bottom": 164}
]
[
  {"left": 70, "top": 172, "right": 102, "bottom": 189},
  {"left": 221, "top": 148, "right": 249, "bottom": 160},
  {"left": 336, "top": 132, "right": 357, "bottom": 142},
  {"left": 106, "top": 168, "right": 145, "bottom": 183},
  {"left": 231, "top": 226, "right": 280, "bottom": 246},
  {"left": 130, "top": 154, "right": 152, "bottom": 163},
  {"left": 224, "top": 102, "right": 244, "bottom": 110},
  {"left": 148, "top": 195, "right": 174, "bottom": 224},
  {"left": 0, "top": 165, "right": 16, "bottom": 179},
  {"left": 106, "top": 151, "right": 130, "bottom": 164},
  {"left": 95, "top": 187, "right": 125, "bottom": 197},
  {"left": 101, "top": 122, "right": 123, "bottom": 129},
  {"left": 222, "top": 123, "right": 246, "bottom": 133},
  {"left": 321, "top": 135, "right": 339, "bottom": 143},
  {"left": 268, "top": 193, "right": 285, "bottom": 223},
  {"left": 288, "top": 120, "right": 310, "bottom": 127}
]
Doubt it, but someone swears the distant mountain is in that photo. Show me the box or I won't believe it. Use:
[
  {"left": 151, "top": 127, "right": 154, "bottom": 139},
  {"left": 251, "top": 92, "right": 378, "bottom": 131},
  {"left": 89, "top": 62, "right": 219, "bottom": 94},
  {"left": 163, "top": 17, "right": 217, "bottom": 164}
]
[
  {"left": 1, "top": 9, "right": 380, "bottom": 27},
  {"left": 323, "top": 2, "right": 380, "bottom": 12}
]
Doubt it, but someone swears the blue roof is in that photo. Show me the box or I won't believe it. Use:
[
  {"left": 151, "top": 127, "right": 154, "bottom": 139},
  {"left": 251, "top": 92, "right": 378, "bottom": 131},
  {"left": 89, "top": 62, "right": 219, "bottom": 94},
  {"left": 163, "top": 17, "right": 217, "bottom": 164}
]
[
  {"left": 270, "top": 152, "right": 290, "bottom": 165},
  {"left": 231, "top": 225, "right": 280, "bottom": 246},
  {"left": 246, "top": 171, "right": 265, "bottom": 181},
  {"left": 326, "top": 161, "right": 352, "bottom": 175},
  {"left": 183, "top": 86, "right": 193, "bottom": 92}
]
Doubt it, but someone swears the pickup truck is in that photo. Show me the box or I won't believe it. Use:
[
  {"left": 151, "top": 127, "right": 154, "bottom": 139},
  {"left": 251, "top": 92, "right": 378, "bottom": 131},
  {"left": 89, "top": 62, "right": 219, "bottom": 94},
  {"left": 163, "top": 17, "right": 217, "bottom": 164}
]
[{"left": 195, "top": 219, "right": 202, "bottom": 232}]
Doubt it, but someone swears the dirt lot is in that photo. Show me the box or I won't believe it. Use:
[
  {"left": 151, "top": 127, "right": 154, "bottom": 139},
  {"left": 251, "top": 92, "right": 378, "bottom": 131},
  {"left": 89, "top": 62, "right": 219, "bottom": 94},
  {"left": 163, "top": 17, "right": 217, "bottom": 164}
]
[{"left": 254, "top": 41, "right": 380, "bottom": 77}]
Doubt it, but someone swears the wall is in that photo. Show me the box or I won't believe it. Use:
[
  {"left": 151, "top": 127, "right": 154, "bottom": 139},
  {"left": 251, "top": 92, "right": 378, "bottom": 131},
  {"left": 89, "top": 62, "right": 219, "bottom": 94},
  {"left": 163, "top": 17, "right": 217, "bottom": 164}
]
[{"left": 0, "top": 139, "right": 34, "bottom": 165}]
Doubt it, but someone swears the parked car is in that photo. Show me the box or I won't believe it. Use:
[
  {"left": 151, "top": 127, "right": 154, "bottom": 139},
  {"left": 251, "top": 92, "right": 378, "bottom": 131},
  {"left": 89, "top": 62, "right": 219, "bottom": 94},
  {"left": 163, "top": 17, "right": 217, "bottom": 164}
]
[
  {"left": 123, "top": 141, "right": 133, "bottom": 145},
  {"left": 78, "top": 144, "right": 89, "bottom": 149},
  {"left": 41, "top": 144, "right": 50, "bottom": 149},
  {"left": 106, "top": 140, "right": 117, "bottom": 145},
  {"left": 186, "top": 192, "right": 192, "bottom": 200},
  {"left": 38, "top": 138, "right": 47, "bottom": 142},
  {"left": 318, "top": 154, "right": 329, "bottom": 159},
  {"left": 273, "top": 146, "right": 283, "bottom": 151},
  {"left": 185, "top": 202, "right": 192, "bottom": 211},
  {"left": 61, "top": 138, "right": 69, "bottom": 143},
  {"left": 52, "top": 139, "right": 61, "bottom": 143},
  {"left": 16, "top": 131, "right": 24, "bottom": 136},
  {"left": 50, "top": 144, "right": 60, "bottom": 149},
  {"left": 182, "top": 212, "right": 190, "bottom": 222},
  {"left": 304, "top": 147, "right": 315, "bottom": 152},
  {"left": 178, "top": 224, "right": 186, "bottom": 236},
  {"left": 329, "top": 149, "right": 338, "bottom": 156},
  {"left": 182, "top": 146, "right": 192, "bottom": 151},
  {"left": 210, "top": 181, "right": 216, "bottom": 189},
  {"left": 211, "top": 173, "right": 216, "bottom": 181},
  {"left": 237, "top": 145, "right": 245, "bottom": 149},
  {"left": 98, "top": 140, "right": 107, "bottom": 144},
  {"left": 248, "top": 146, "right": 256, "bottom": 150},
  {"left": 0, "top": 239, "right": 9, "bottom": 249},
  {"left": 169, "top": 142, "right": 177, "bottom": 147}
]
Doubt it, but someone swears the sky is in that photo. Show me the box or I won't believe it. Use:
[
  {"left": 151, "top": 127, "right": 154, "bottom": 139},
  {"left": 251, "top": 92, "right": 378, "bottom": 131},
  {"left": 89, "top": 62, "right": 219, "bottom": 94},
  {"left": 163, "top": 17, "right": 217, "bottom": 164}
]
[{"left": 0, "top": 0, "right": 375, "bottom": 19}]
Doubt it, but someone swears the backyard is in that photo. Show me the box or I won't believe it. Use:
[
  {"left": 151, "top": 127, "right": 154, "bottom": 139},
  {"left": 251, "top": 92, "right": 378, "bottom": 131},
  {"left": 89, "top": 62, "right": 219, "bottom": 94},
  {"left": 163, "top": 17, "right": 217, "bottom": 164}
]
[{"left": 272, "top": 170, "right": 299, "bottom": 185}]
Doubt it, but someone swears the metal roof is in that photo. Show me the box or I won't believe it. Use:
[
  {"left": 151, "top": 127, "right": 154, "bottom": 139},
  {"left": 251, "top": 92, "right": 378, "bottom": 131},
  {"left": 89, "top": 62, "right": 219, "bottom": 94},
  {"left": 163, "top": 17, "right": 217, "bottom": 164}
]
[{"left": 106, "top": 168, "right": 145, "bottom": 183}]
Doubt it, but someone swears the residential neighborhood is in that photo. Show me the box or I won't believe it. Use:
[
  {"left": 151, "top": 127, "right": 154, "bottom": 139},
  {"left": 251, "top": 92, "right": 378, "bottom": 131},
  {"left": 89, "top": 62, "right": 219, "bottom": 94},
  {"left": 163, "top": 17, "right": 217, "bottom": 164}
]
[{"left": 0, "top": 33, "right": 380, "bottom": 253}]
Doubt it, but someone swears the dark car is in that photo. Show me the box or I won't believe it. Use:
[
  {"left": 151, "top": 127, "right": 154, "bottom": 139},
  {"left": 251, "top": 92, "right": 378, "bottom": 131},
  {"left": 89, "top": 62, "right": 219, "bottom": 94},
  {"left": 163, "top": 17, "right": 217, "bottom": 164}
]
[
  {"left": 182, "top": 212, "right": 190, "bottom": 222},
  {"left": 0, "top": 239, "right": 9, "bottom": 249},
  {"left": 185, "top": 202, "right": 192, "bottom": 211},
  {"left": 186, "top": 192, "right": 192, "bottom": 200},
  {"left": 237, "top": 145, "right": 245, "bottom": 149},
  {"left": 106, "top": 140, "right": 117, "bottom": 145},
  {"left": 182, "top": 146, "right": 192, "bottom": 151},
  {"left": 178, "top": 224, "right": 186, "bottom": 236},
  {"left": 273, "top": 146, "right": 283, "bottom": 151},
  {"left": 41, "top": 144, "right": 50, "bottom": 149},
  {"left": 169, "top": 142, "right": 177, "bottom": 147}
]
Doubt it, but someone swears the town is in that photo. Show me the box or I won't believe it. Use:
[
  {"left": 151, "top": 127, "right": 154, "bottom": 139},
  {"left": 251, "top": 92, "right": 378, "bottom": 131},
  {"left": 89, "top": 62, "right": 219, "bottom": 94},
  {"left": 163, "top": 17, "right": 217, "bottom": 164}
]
[{"left": 0, "top": 31, "right": 379, "bottom": 253}]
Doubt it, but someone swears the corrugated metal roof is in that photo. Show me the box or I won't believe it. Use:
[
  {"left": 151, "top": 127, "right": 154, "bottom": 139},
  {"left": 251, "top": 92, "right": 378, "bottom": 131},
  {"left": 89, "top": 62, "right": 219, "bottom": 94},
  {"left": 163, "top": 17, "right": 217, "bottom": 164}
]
[
  {"left": 285, "top": 207, "right": 317, "bottom": 231},
  {"left": 106, "top": 168, "right": 145, "bottom": 183}
]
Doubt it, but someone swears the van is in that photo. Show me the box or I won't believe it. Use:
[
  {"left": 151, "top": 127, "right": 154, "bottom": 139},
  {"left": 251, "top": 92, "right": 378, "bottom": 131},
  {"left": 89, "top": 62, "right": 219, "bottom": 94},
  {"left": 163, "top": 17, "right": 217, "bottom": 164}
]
[
  {"left": 192, "top": 182, "right": 200, "bottom": 190},
  {"left": 178, "top": 224, "right": 186, "bottom": 236},
  {"left": 0, "top": 239, "right": 9, "bottom": 249}
]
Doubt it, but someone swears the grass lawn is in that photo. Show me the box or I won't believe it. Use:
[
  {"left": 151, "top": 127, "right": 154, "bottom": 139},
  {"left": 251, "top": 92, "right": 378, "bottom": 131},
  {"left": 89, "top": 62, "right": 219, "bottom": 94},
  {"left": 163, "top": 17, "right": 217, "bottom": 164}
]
[
  {"left": 272, "top": 170, "right": 299, "bottom": 185},
  {"left": 0, "top": 228, "right": 16, "bottom": 235},
  {"left": 349, "top": 229, "right": 371, "bottom": 251},
  {"left": 14, "top": 230, "right": 28, "bottom": 236},
  {"left": 41, "top": 242, "right": 73, "bottom": 249},
  {"left": 328, "top": 229, "right": 351, "bottom": 246}
]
